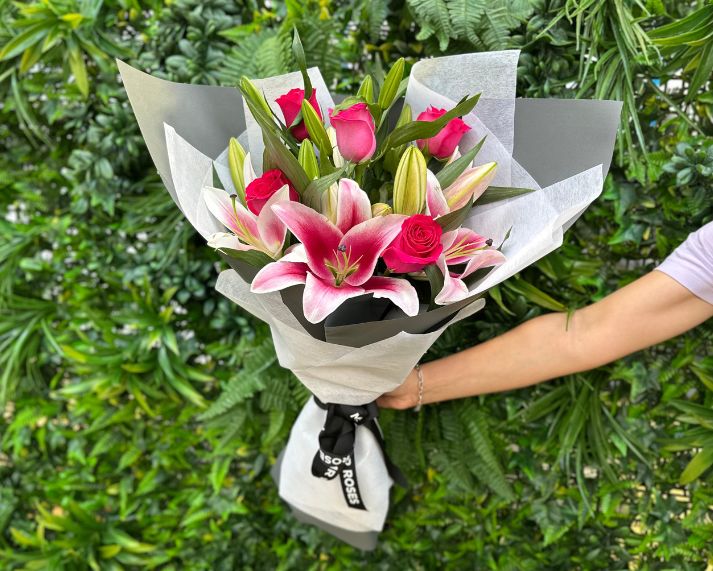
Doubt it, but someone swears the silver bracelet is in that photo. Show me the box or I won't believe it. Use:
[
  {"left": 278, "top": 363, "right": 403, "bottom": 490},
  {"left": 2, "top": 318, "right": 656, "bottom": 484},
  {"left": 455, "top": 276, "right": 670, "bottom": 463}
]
[{"left": 413, "top": 364, "right": 424, "bottom": 412}]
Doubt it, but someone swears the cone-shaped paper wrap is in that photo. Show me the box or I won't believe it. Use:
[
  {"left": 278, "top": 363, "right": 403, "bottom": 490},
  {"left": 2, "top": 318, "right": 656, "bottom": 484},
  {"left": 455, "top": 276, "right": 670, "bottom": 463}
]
[{"left": 118, "top": 51, "right": 621, "bottom": 548}]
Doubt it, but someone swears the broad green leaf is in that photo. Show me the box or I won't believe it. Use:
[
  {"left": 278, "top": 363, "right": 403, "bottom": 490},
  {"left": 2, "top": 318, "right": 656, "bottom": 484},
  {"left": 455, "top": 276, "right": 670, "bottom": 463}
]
[
  {"left": 0, "top": 21, "right": 54, "bottom": 61},
  {"left": 424, "top": 263, "right": 444, "bottom": 306},
  {"left": 477, "top": 185, "right": 536, "bottom": 205},
  {"left": 218, "top": 248, "right": 273, "bottom": 268},
  {"left": 291, "top": 27, "right": 312, "bottom": 98},
  {"left": 680, "top": 446, "right": 713, "bottom": 484},
  {"left": 377, "top": 57, "right": 404, "bottom": 110},
  {"left": 436, "top": 199, "right": 473, "bottom": 232},
  {"left": 383, "top": 93, "right": 481, "bottom": 150},
  {"left": 436, "top": 136, "right": 486, "bottom": 189},
  {"left": 262, "top": 127, "right": 311, "bottom": 193},
  {"left": 505, "top": 278, "right": 566, "bottom": 312}
]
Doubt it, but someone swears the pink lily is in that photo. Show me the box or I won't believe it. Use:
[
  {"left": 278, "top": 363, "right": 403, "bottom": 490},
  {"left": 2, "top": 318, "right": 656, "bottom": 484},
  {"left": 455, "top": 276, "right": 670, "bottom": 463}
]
[
  {"left": 203, "top": 185, "right": 289, "bottom": 259},
  {"left": 434, "top": 227, "right": 506, "bottom": 304},
  {"left": 251, "top": 200, "right": 419, "bottom": 323}
]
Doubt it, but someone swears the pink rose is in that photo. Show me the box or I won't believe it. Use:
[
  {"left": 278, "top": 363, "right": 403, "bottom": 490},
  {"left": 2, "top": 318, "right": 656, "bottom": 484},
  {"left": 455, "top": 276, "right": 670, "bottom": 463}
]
[
  {"left": 329, "top": 103, "right": 376, "bottom": 163},
  {"left": 383, "top": 214, "right": 444, "bottom": 273},
  {"left": 416, "top": 106, "right": 471, "bottom": 159},
  {"left": 275, "top": 88, "right": 322, "bottom": 142},
  {"left": 245, "top": 169, "right": 299, "bottom": 215}
]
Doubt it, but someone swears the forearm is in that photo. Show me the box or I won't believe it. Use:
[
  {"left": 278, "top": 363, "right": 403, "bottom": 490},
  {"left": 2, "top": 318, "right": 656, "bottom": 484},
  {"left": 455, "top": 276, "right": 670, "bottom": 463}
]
[
  {"left": 419, "top": 311, "right": 578, "bottom": 403},
  {"left": 416, "top": 271, "right": 713, "bottom": 404}
]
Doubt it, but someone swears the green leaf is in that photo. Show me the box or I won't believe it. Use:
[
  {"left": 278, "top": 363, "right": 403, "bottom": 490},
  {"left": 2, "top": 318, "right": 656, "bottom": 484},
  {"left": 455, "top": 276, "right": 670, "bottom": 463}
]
[
  {"left": 217, "top": 248, "right": 273, "bottom": 268},
  {"left": 302, "top": 164, "right": 348, "bottom": 210},
  {"left": 505, "top": 278, "right": 566, "bottom": 312},
  {"left": 477, "top": 186, "right": 536, "bottom": 205},
  {"left": 377, "top": 57, "right": 405, "bottom": 110},
  {"left": 436, "top": 199, "right": 473, "bottom": 232},
  {"left": 68, "top": 41, "right": 89, "bottom": 98},
  {"left": 291, "top": 27, "right": 313, "bottom": 98},
  {"left": 262, "top": 127, "right": 311, "bottom": 194},
  {"left": 0, "top": 21, "right": 54, "bottom": 61},
  {"left": 424, "top": 263, "right": 444, "bottom": 306},
  {"left": 436, "top": 136, "right": 486, "bottom": 189},
  {"left": 383, "top": 93, "right": 481, "bottom": 150},
  {"left": 680, "top": 446, "right": 713, "bottom": 484}
]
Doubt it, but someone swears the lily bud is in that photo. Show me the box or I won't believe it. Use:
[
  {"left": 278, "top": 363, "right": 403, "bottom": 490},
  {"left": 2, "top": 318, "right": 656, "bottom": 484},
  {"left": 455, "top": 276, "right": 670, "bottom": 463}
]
[
  {"left": 298, "top": 140, "right": 319, "bottom": 180},
  {"left": 228, "top": 138, "right": 247, "bottom": 204},
  {"left": 321, "top": 182, "right": 339, "bottom": 224},
  {"left": 326, "top": 127, "right": 345, "bottom": 167},
  {"left": 371, "top": 203, "right": 392, "bottom": 217},
  {"left": 392, "top": 146, "right": 427, "bottom": 215},
  {"left": 445, "top": 162, "right": 497, "bottom": 210}
]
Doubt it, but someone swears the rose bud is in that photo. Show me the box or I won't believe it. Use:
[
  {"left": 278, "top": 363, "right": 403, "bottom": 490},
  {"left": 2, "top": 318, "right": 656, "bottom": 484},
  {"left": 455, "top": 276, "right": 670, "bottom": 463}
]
[
  {"left": 382, "top": 214, "right": 444, "bottom": 273},
  {"left": 416, "top": 106, "right": 471, "bottom": 160},
  {"left": 245, "top": 169, "right": 299, "bottom": 215},
  {"left": 329, "top": 103, "right": 376, "bottom": 164},
  {"left": 392, "top": 146, "right": 427, "bottom": 216},
  {"left": 275, "top": 88, "right": 322, "bottom": 142}
]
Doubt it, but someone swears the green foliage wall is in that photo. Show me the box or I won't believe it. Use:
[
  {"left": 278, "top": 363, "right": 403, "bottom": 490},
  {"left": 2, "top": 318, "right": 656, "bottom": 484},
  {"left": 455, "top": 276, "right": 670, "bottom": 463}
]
[{"left": 1, "top": 1, "right": 712, "bottom": 569}]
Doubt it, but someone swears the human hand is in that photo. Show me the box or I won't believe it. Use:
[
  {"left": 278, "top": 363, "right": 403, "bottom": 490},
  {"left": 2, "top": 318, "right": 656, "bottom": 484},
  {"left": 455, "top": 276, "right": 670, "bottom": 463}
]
[{"left": 377, "top": 368, "right": 419, "bottom": 410}]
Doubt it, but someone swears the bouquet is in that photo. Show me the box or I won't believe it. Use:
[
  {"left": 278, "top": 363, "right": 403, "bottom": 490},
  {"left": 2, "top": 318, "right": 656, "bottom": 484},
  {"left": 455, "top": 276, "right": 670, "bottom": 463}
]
[{"left": 118, "top": 36, "right": 621, "bottom": 549}]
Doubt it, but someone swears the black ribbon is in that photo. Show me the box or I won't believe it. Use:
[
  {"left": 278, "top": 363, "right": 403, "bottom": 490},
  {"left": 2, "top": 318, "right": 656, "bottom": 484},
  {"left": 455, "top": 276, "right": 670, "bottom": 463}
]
[{"left": 311, "top": 397, "right": 407, "bottom": 511}]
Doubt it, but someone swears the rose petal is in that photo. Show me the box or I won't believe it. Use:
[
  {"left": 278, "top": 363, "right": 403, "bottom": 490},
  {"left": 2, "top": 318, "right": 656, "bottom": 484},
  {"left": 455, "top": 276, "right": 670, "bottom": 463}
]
[{"left": 302, "top": 272, "right": 364, "bottom": 324}]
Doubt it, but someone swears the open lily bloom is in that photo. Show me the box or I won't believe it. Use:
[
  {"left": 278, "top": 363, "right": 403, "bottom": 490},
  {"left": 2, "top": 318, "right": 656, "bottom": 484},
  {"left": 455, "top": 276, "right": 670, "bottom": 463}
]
[
  {"left": 119, "top": 49, "right": 621, "bottom": 550},
  {"left": 425, "top": 169, "right": 506, "bottom": 303},
  {"left": 203, "top": 185, "right": 289, "bottom": 259},
  {"left": 252, "top": 198, "right": 419, "bottom": 323}
]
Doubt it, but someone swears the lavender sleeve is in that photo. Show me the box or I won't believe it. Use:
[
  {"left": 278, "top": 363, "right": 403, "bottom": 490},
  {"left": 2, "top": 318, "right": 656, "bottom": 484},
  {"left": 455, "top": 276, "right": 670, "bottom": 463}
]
[{"left": 656, "top": 221, "right": 713, "bottom": 305}]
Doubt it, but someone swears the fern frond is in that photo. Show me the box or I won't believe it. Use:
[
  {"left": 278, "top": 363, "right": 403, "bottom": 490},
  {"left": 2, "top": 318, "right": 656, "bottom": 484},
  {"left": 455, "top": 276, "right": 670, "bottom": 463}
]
[{"left": 458, "top": 401, "right": 515, "bottom": 501}]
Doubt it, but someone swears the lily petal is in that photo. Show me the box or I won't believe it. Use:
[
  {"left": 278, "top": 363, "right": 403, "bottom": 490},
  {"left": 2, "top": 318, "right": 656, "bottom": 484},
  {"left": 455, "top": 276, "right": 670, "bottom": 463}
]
[
  {"left": 336, "top": 178, "right": 372, "bottom": 233},
  {"left": 281, "top": 243, "right": 308, "bottom": 263},
  {"left": 243, "top": 152, "right": 257, "bottom": 187},
  {"left": 302, "top": 272, "right": 364, "bottom": 324},
  {"left": 426, "top": 170, "right": 449, "bottom": 218},
  {"left": 250, "top": 261, "right": 308, "bottom": 293},
  {"left": 444, "top": 227, "right": 489, "bottom": 265},
  {"left": 206, "top": 232, "right": 254, "bottom": 252},
  {"left": 459, "top": 249, "right": 506, "bottom": 280},
  {"left": 434, "top": 256, "right": 469, "bottom": 305},
  {"left": 271, "top": 201, "right": 343, "bottom": 281},
  {"left": 341, "top": 214, "right": 405, "bottom": 286},
  {"left": 257, "top": 185, "right": 289, "bottom": 256},
  {"left": 203, "top": 186, "right": 259, "bottom": 240},
  {"left": 363, "top": 276, "right": 419, "bottom": 317}
]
